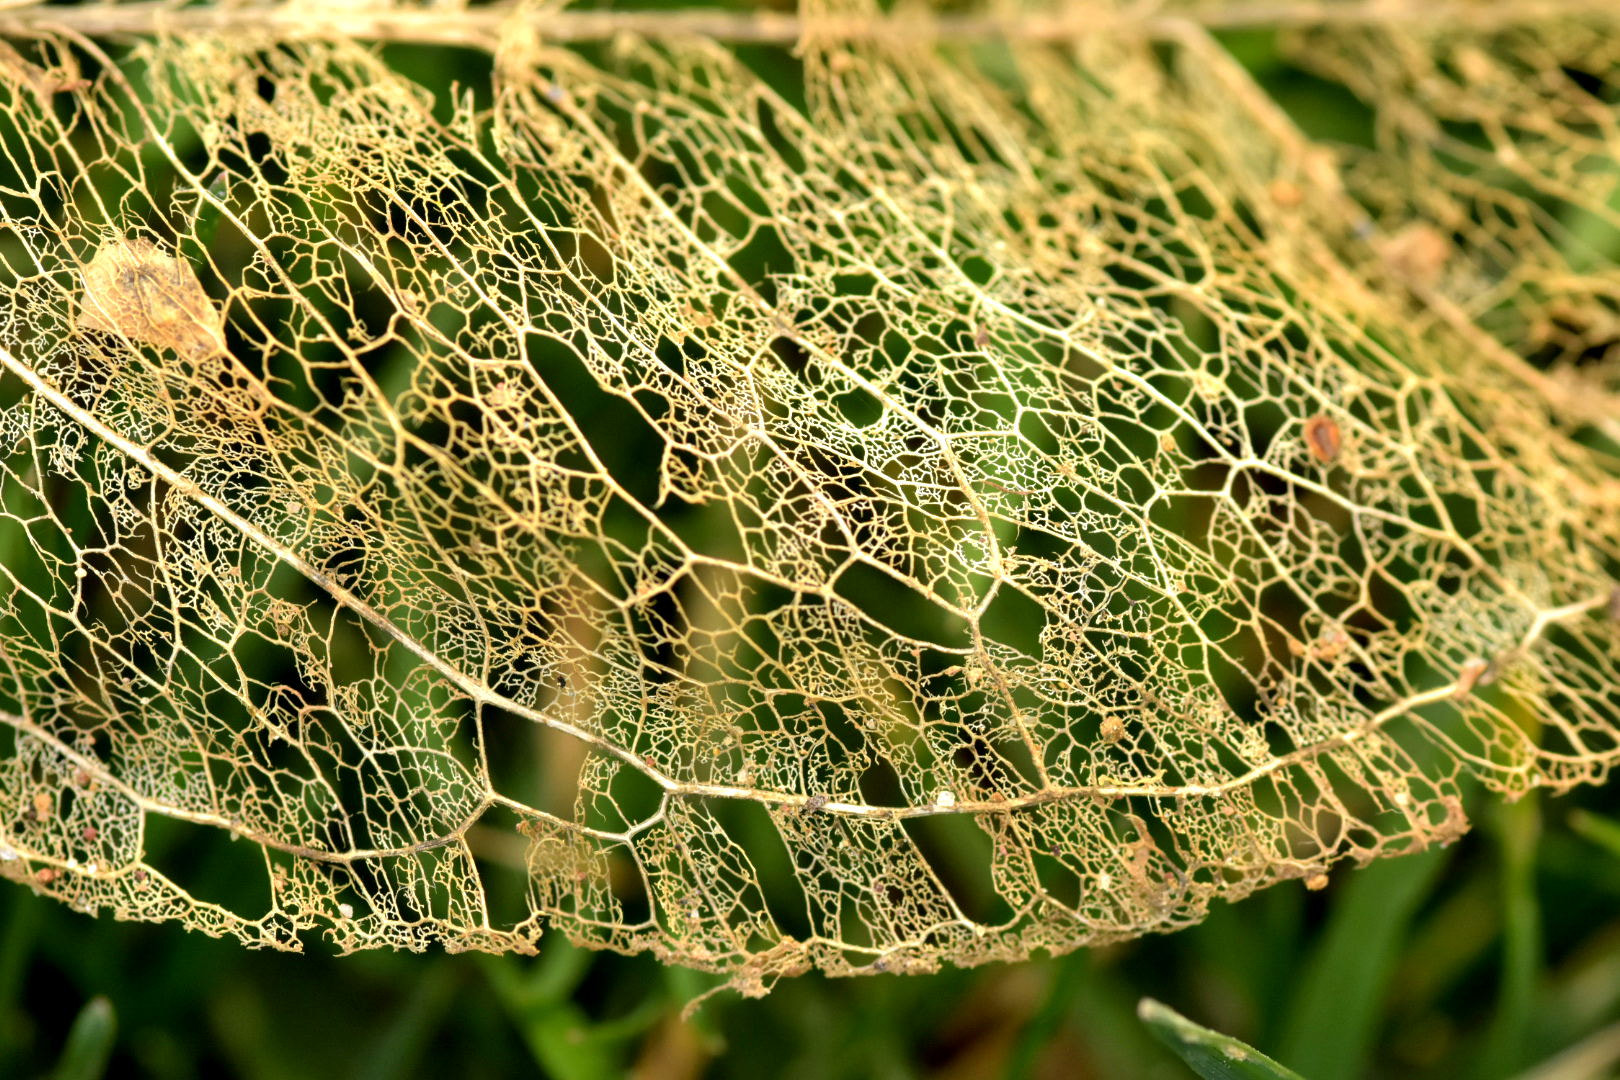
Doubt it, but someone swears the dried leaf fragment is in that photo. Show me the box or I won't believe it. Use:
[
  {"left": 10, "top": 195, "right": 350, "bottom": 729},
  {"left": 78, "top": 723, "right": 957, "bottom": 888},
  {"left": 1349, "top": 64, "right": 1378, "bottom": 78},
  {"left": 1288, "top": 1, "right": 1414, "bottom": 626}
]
[{"left": 77, "top": 237, "right": 227, "bottom": 359}]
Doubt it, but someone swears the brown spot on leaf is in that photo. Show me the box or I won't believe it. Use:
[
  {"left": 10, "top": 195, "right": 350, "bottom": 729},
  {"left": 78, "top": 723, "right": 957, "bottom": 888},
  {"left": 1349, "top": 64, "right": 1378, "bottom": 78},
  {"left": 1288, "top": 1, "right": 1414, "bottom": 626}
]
[{"left": 77, "top": 237, "right": 227, "bottom": 359}]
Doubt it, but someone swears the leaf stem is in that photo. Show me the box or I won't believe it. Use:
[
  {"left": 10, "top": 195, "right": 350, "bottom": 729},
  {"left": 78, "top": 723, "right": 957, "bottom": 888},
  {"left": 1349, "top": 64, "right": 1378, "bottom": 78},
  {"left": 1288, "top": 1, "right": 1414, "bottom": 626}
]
[{"left": 0, "top": 0, "right": 1615, "bottom": 48}]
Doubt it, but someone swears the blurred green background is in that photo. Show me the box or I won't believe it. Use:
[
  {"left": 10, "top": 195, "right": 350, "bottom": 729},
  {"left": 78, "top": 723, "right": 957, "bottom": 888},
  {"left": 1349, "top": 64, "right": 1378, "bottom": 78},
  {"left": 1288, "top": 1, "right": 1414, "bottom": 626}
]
[
  {"left": 10, "top": 783, "right": 1620, "bottom": 1078},
  {"left": 7, "top": 10, "right": 1620, "bottom": 1080}
]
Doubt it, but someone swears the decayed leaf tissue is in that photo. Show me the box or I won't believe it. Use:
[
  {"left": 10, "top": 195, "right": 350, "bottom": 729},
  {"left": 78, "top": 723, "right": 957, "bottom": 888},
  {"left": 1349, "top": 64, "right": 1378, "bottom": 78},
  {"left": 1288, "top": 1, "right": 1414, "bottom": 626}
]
[{"left": 0, "top": 0, "right": 1618, "bottom": 994}]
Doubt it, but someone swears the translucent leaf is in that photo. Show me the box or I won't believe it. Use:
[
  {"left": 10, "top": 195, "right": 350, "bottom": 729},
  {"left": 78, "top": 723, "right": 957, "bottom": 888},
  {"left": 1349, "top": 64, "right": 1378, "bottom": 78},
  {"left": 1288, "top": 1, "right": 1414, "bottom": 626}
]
[{"left": 0, "top": 0, "right": 1617, "bottom": 993}]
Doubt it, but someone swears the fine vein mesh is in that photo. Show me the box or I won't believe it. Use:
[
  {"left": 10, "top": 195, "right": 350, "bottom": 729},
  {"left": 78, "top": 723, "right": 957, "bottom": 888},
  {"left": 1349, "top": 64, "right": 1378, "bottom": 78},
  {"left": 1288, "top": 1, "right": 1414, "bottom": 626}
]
[{"left": 0, "top": 0, "right": 1618, "bottom": 990}]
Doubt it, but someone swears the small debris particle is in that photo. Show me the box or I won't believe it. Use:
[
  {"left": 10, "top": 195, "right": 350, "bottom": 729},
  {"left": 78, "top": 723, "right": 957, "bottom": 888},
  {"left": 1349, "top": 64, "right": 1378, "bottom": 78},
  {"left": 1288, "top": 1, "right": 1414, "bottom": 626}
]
[
  {"left": 1455, "top": 46, "right": 1495, "bottom": 85},
  {"left": 1452, "top": 657, "right": 1490, "bottom": 700},
  {"left": 1310, "top": 625, "right": 1351, "bottom": 663},
  {"left": 1269, "top": 179, "right": 1304, "bottom": 208},
  {"left": 1303, "top": 414, "right": 1343, "bottom": 464},
  {"left": 1305, "top": 873, "right": 1330, "bottom": 891},
  {"left": 31, "top": 791, "right": 52, "bottom": 820},
  {"left": 73, "top": 769, "right": 91, "bottom": 788},
  {"left": 1099, "top": 715, "right": 1127, "bottom": 744},
  {"left": 803, "top": 795, "right": 828, "bottom": 813},
  {"left": 338, "top": 903, "right": 355, "bottom": 919},
  {"left": 934, "top": 790, "right": 957, "bottom": 809},
  {"left": 1378, "top": 222, "right": 1452, "bottom": 286},
  {"left": 81, "top": 825, "right": 98, "bottom": 842},
  {"left": 36, "top": 867, "right": 59, "bottom": 885}
]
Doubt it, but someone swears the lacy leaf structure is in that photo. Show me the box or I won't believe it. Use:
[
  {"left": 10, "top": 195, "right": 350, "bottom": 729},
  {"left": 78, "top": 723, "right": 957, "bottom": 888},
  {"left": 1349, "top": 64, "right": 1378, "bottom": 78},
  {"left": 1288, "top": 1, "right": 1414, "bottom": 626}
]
[{"left": 1, "top": 0, "right": 1619, "bottom": 992}]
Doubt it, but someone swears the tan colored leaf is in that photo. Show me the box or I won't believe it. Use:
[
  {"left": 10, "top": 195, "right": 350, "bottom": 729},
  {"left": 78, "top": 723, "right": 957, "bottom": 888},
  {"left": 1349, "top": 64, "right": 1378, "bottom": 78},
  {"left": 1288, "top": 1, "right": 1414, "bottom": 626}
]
[{"left": 0, "top": 0, "right": 1617, "bottom": 996}]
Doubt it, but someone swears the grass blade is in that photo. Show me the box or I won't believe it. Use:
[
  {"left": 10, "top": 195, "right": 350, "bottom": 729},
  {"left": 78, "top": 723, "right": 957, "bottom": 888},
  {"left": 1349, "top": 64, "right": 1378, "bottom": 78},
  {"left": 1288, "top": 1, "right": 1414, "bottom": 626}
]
[
  {"left": 1139, "top": 998, "right": 1304, "bottom": 1080},
  {"left": 50, "top": 996, "right": 115, "bottom": 1080},
  {"left": 1569, "top": 810, "right": 1620, "bottom": 862}
]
